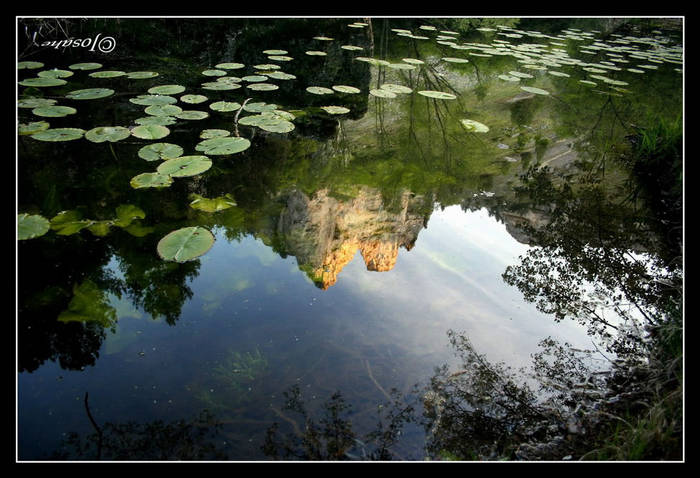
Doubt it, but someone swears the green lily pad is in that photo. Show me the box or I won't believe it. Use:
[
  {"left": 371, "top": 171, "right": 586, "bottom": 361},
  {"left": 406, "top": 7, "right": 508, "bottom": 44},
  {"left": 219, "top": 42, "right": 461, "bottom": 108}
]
[
  {"left": 18, "top": 97, "right": 57, "bottom": 108},
  {"left": 30, "top": 128, "right": 85, "bottom": 142},
  {"left": 134, "top": 115, "right": 177, "bottom": 126},
  {"left": 18, "top": 121, "right": 50, "bottom": 135},
  {"left": 126, "top": 71, "right": 160, "bottom": 79},
  {"left": 85, "top": 126, "right": 131, "bottom": 143},
  {"left": 263, "top": 49, "right": 288, "bottom": 55},
  {"left": 306, "top": 86, "right": 334, "bottom": 95},
  {"left": 195, "top": 137, "right": 251, "bottom": 155},
  {"left": 202, "top": 69, "right": 227, "bottom": 76},
  {"left": 369, "top": 89, "right": 397, "bottom": 98},
  {"left": 509, "top": 71, "right": 534, "bottom": 79},
  {"left": 320, "top": 106, "right": 350, "bottom": 114},
  {"left": 18, "top": 213, "right": 50, "bottom": 240},
  {"left": 130, "top": 172, "right": 173, "bottom": 189},
  {"left": 210, "top": 101, "right": 242, "bottom": 112},
  {"left": 174, "top": 110, "right": 209, "bottom": 120},
  {"left": 519, "top": 86, "right": 550, "bottom": 95},
  {"left": 242, "top": 75, "right": 268, "bottom": 83},
  {"left": 19, "top": 77, "right": 67, "bottom": 87},
  {"left": 267, "top": 56, "right": 294, "bottom": 62},
  {"left": 498, "top": 74, "right": 520, "bottom": 82},
  {"left": 215, "top": 62, "right": 245, "bottom": 70},
  {"left": 417, "top": 90, "right": 457, "bottom": 99},
  {"left": 402, "top": 58, "right": 425, "bottom": 65},
  {"left": 66, "top": 88, "right": 115, "bottom": 100},
  {"left": 579, "top": 80, "right": 597, "bottom": 86},
  {"left": 355, "top": 57, "right": 390, "bottom": 66},
  {"left": 386, "top": 63, "right": 417, "bottom": 70},
  {"left": 157, "top": 155, "right": 212, "bottom": 177},
  {"left": 313, "top": 36, "right": 334, "bottom": 41},
  {"left": 38, "top": 69, "right": 74, "bottom": 78},
  {"left": 254, "top": 64, "right": 281, "bottom": 70},
  {"left": 89, "top": 70, "right": 126, "bottom": 78},
  {"left": 265, "top": 71, "right": 296, "bottom": 80},
  {"left": 131, "top": 124, "right": 170, "bottom": 140},
  {"left": 129, "top": 94, "right": 177, "bottom": 106},
  {"left": 68, "top": 62, "right": 102, "bottom": 70},
  {"left": 181, "top": 94, "right": 209, "bottom": 104},
  {"left": 332, "top": 85, "right": 361, "bottom": 94},
  {"left": 144, "top": 104, "right": 183, "bottom": 116},
  {"left": 189, "top": 193, "right": 237, "bottom": 213},
  {"left": 442, "top": 57, "right": 470, "bottom": 63},
  {"left": 243, "top": 102, "right": 278, "bottom": 113},
  {"left": 341, "top": 45, "right": 364, "bottom": 51},
  {"left": 18, "top": 61, "right": 44, "bottom": 69},
  {"left": 548, "top": 70, "right": 571, "bottom": 77},
  {"left": 138, "top": 142, "right": 184, "bottom": 161},
  {"left": 157, "top": 226, "right": 215, "bottom": 263},
  {"left": 247, "top": 83, "right": 278, "bottom": 91},
  {"left": 305, "top": 51, "right": 327, "bottom": 56},
  {"left": 31, "top": 105, "right": 77, "bottom": 118},
  {"left": 148, "top": 84, "right": 186, "bottom": 95},
  {"left": 380, "top": 83, "right": 413, "bottom": 94},
  {"left": 200, "top": 129, "right": 231, "bottom": 139},
  {"left": 460, "top": 119, "right": 490, "bottom": 133},
  {"left": 49, "top": 210, "right": 92, "bottom": 235},
  {"left": 202, "top": 81, "right": 241, "bottom": 90}
]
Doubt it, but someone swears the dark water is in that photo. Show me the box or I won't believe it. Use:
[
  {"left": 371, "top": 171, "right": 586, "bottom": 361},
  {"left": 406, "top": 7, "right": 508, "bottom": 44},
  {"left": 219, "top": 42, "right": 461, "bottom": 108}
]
[{"left": 17, "top": 18, "right": 682, "bottom": 460}]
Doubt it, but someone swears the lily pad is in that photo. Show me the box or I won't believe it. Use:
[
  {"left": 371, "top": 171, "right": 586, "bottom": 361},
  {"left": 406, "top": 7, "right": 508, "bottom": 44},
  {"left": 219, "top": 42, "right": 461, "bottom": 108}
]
[
  {"left": 157, "top": 155, "right": 212, "bottom": 177},
  {"left": 341, "top": 45, "right": 364, "bottom": 51},
  {"left": 265, "top": 71, "right": 296, "bottom": 80},
  {"left": 157, "top": 226, "right": 215, "bottom": 263},
  {"left": 189, "top": 193, "right": 237, "bottom": 213},
  {"left": 417, "top": 90, "right": 457, "bottom": 100},
  {"left": 519, "top": 86, "right": 550, "bottom": 95},
  {"left": 144, "top": 104, "right": 183, "bottom": 116},
  {"left": 130, "top": 172, "right": 174, "bottom": 189},
  {"left": 442, "top": 57, "right": 470, "bottom": 63},
  {"left": 402, "top": 58, "right": 425, "bottom": 65},
  {"left": 460, "top": 119, "right": 490, "bottom": 133},
  {"left": 30, "top": 128, "right": 85, "bottom": 142},
  {"left": 200, "top": 129, "right": 231, "bottom": 139},
  {"left": 305, "top": 51, "right": 327, "bottom": 56},
  {"left": 18, "top": 213, "right": 50, "bottom": 240},
  {"left": 49, "top": 210, "right": 92, "bottom": 235},
  {"left": 195, "top": 137, "right": 251, "bottom": 155},
  {"left": 370, "top": 89, "right": 396, "bottom": 98},
  {"left": 498, "top": 74, "right": 520, "bottom": 82},
  {"left": 254, "top": 64, "right": 281, "bottom": 70},
  {"left": 181, "top": 94, "right": 209, "bottom": 104},
  {"left": 386, "top": 63, "right": 417, "bottom": 70},
  {"left": 18, "top": 97, "right": 57, "bottom": 108},
  {"left": 18, "top": 121, "right": 50, "bottom": 135},
  {"left": 68, "top": 62, "right": 102, "bottom": 70},
  {"left": 89, "top": 70, "right": 126, "bottom": 78},
  {"left": 134, "top": 115, "right": 177, "bottom": 126},
  {"left": 174, "top": 110, "right": 209, "bottom": 120},
  {"left": 19, "top": 77, "right": 67, "bottom": 87},
  {"left": 126, "top": 71, "right": 160, "bottom": 79},
  {"left": 32, "top": 105, "right": 77, "bottom": 118},
  {"left": 202, "top": 81, "right": 241, "bottom": 90},
  {"left": 138, "top": 142, "right": 184, "bottom": 161},
  {"left": 320, "top": 106, "right": 350, "bottom": 114},
  {"left": 380, "top": 83, "right": 413, "bottom": 94},
  {"left": 215, "top": 62, "right": 245, "bottom": 70},
  {"left": 332, "top": 85, "right": 361, "bottom": 94},
  {"left": 306, "top": 86, "right": 334, "bottom": 95},
  {"left": 129, "top": 94, "right": 177, "bottom": 106},
  {"left": 18, "top": 61, "right": 44, "bottom": 69},
  {"left": 66, "top": 88, "right": 115, "bottom": 100},
  {"left": 263, "top": 49, "right": 288, "bottom": 55},
  {"left": 243, "top": 102, "right": 278, "bottom": 113},
  {"left": 131, "top": 124, "right": 170, "bottom": 140},
  {"left": 38, "top": 69, "right": 74, "bottom": 78},
  {"left": 210, "top": 101, "right": 242, "bottom": 112},
  {"left": 202, "top": 69, "right": 227, "bottom": 76},
  {"left": 85, "top": 126, "right": 131, "bottom": 143},
  {"left": 242, "top": 75, "right": 268, "bottom": 83},
  {"left": 267, "top": 56, "right": 294, "bottom": 62},
  {"left": 247, "top": 83, "right": 279, "bottom": 91},
  {"left": 148, "top": 84, "right": 186, "bottom": 95}
]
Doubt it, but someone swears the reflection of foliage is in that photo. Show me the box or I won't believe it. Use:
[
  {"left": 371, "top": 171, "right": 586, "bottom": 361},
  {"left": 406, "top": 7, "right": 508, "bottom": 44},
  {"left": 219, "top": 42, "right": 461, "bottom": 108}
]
[
  {"left": 57, "top": 279, "right": 118, "bottom": 332},
  {"left": 262, "top": 385, "right": 414, "bottom": 460},
  {"left": 51, "top": 409, "right": 228, "bottom": 460}
]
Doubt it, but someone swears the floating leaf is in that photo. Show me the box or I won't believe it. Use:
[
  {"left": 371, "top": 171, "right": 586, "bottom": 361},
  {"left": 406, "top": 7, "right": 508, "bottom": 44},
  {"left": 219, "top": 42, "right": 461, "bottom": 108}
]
[
  {"left": 66, "top": 88, "right": 115, "bottom": 100},
  {"left": 50, "top": 210, "right": 92, "bottom": 235},
  {"left": 18, "top": 61, "right": 44, "bottom": 69},
  {"left": 129, "top": 94, "right": 177, "bottom": 106},
  {"left": 144, "top": 104, "right": 183, "bottom": 117},
  {"left": 306, "top": 86, "right": 333, "bottom": 95},
  {"left": 402, "top": 58, "right": 425, "bottom": 65},
  {"left": 254, "top": 64, "right": 281, "bottom": 70},
  {"left": 18, "top": 213, "right": 50, "bottom": 240},
  {"left": 386, "top": 63, "right": 416, "bottom": 70},
  {"left": 126, "top": 71, "right": 159, "bottom": 79},
  {"left": 202, "top": 69, "right": 227, "bottom": 76},
  {"left": 242, "top": 75, "right": 268, "bottom": 83},
  {"left": 113, "top": 204, "right": 146, "bottom": 227},
  {"left": 31, "top": 128, "right": 85, "bottom": 142},
  {"left": 138, "top": 142, "right": 184, "bottom": 161},
  {"left": 148, "top": 84, "right": 186, "bottom": 95},
  {"left": 32, "top": 105, "right": 77, "bottom": 118},
  {"left": 131, "top": 124, "right": 170, "bottom": 140},
  {"left": 134, "top": 115, "right": 177, "bottom": 126},
  {"left": 18, "top": 121, "right": 50, "bottom": 135},
  {"left": 265, "top": 71, "right": 296, "bottom": 80},
  {"left": 418, "top": 90, "right": 457, "bottom": 100},
  {"left": 460, "top": 119, "right": 490, "bottom": 133},
  {"left": 341, "top": 45, "right": 364, "bottom": 51},
  {"left": 210, "top": 101, "right": 242, "bottom": 112},
  {"left": 380, "top": 83, "right": 413, "bottom": 94},
  {"left": 19, "top": 77, "right": 67, "bottom": 87},
  {"left": 498, "top": 74, "right": 520, "bottom": 82},
  {"left": 157, "top": 155, "right": 212, "bottom": 177},
  {"left": 195, "top": 137, "right": 251, "bottom": 155},
  {"left": 181, "top": 94, "right": 209, "bottom": 104},
  {"left": 202, "top": 81, "right": 241, "bottom": 90},
  {"left": 442, "top": 57, "right": 470, "bottom": 63},
  {"left": 243, "top": 102, "right": 277, "bottom": 113},
  {"left": 267, "top": 56, "right": 294, "bottom": 62},
  {"left": 320, "top": 106, "right": 350, "bottom": 115},
  {"left": 89, "top": 70, "right": 126, "bottom": 78},
  {"left": 247, "top": 83, "right": 279, "bottom": 91},
  {"left": 332, "top": 85, "right": 361, "bottom": 94},
  {"left": 68, "top": 62, "right": 102, "bottom": 70},
  {"left": 548, "top": 70, "right": 571, "bottom": 77},
  {"left": 156, "top": 226, "right": 215, "bottom": 263},
  {"left": 18, "top": 97, "right": 56, "bottom": 108},
  {"left": 87, "top": 220, "right": 113, "bottom": 237},
  {"left": 519, "top": 86, "right": 550, "bottom": 95},
  {"left": 189, "top": 193, "right": 237, "bottom": 213},
  {"left": 263, "top": 49, "right": 288, "bottom": 55},
  {"left": 38, "top": 69, "right": 73, "bottom": 78},
  {"left": 313, "top": 36, "right": 334, "bottom": 41},
  {"left": 200, "top": 129, "right": 231, "bottom": 139},
  {"left": 215, "top": 62, "right": 245, "bottom": 70},
  {"left": 370, "top": 89, "right": 396, "bottom": 98},
  {"left": 305, "top": 50, "right": 327, "bottom": 56},
  {"left": 509, "top": 71, "right": 533, "bottom": 79},
  {"left": 130, "top": 172, "right": 173, "bottom": 189},
  {"left": 85, "top": 126, "right": 131, "bottom": 143},
  {"left": 174, "top": 110, "right": 209, "bottom": 120}
]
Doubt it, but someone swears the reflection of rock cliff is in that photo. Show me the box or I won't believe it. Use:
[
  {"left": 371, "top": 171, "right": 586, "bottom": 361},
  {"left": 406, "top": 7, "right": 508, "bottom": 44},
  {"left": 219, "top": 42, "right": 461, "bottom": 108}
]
[{"left": 276, "top": 187, "right": 428, "bottom": 289}]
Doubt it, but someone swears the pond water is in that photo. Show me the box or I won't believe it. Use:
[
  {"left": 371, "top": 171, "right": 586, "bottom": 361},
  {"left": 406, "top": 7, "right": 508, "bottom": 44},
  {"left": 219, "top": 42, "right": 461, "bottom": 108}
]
[{"left": 17, "top": 18, "right": 683, "bottom": 461}]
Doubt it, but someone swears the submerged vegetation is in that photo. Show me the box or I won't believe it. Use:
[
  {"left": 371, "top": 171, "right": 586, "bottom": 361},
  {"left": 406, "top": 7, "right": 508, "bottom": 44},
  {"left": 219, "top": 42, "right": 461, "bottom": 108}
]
[{"left": 17, "top": 17, "right": 682, "bottom": 461}]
